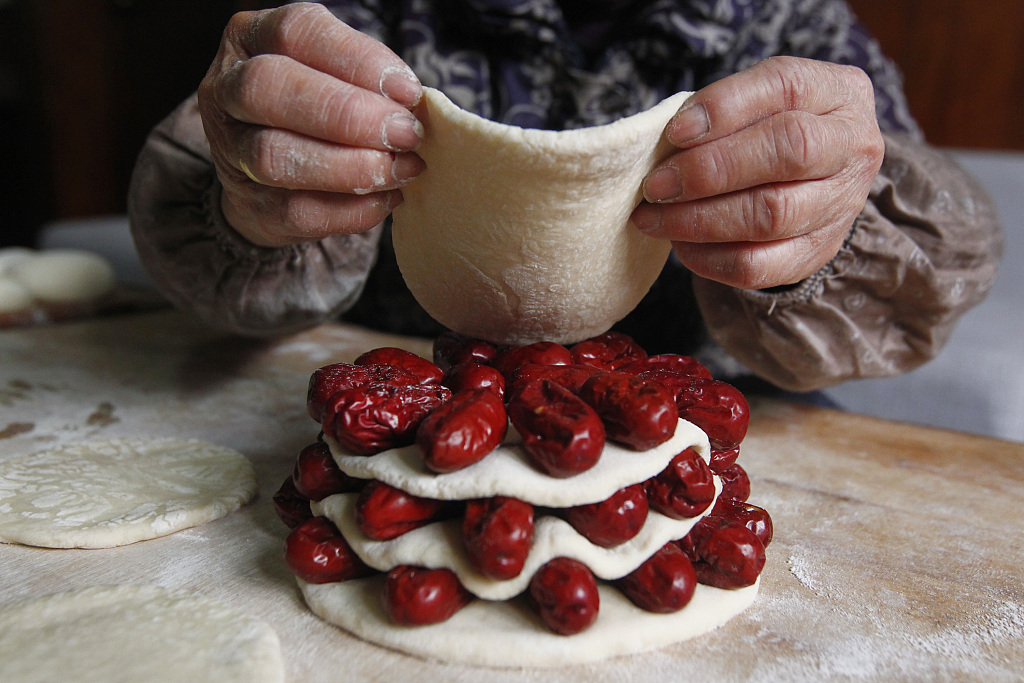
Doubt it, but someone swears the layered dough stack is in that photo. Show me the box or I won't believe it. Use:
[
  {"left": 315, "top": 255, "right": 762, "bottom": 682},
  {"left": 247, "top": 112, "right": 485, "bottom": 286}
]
[{"left": 277, "top": 335, "right": 769, "bottom": 668}]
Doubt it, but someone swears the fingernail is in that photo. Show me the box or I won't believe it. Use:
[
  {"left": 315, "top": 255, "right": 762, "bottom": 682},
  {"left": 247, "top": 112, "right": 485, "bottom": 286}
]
[
  {"left": 643, "top": 165, "right": 682, "bottom": 203},
  {"left": 667, "top": 102, "right": 709, "bottom": 146},
  {"left": 391, "top": 153, "right": 425, "bottom": 183},
  {"left": 380, "top": 65, "right": 422, "bottom": 107},
  {"left": 382, "top": 112, "right": 423, "bottom": 152},
  {"left": 631, "top": 203, "right": 662, "bottom": 234}
]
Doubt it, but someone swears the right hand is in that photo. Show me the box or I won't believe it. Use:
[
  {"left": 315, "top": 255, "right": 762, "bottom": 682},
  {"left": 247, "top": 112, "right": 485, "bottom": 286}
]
[{"left": 197, "top": 3, "right": 424, "bottom": 247}]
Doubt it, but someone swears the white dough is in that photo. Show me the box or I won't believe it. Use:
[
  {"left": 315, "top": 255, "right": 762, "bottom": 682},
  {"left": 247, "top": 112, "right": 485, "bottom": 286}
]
[
  {"left": 0, "top": 584, "right": 284, "bottom": 683},
  {"left": 391, "top": 87, "right": 692, "bottom": 345},
  {"left": 10, "top": 248, "right": 116, "bottom": 303},
  {"left": 0, "top": 276, "right": 34, "bottom": 313},
  {"left": 0, "top": 438, "right": 257, "bottom": 548},
  {"left": 313, "top": 477, "right": 720, "bottom": 601},
  {"left": 299, "top": 576, "right": 758, "bottom": 668},
  {"left": 0, "top": 247, "right": 36, "bottom": 276},
  {"left": 329, "top": 418, "right": 709, "bottom": 507}
]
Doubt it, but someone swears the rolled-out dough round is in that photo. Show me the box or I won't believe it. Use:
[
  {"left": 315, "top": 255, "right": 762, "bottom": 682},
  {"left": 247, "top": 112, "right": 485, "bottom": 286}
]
[
  {"left": 300, "top": 575, "right": 758, "bottom": 668},
  {"left": 0, "top": 438, "right": 257, "bottom": 548},
  {"left": 0, "top": 276, "right": 34, "bottom": 313},
  {"left": 392, "top": 88, "right": 692, "bottom": 346},
  {"left": 0, "top": 584, "right": 284, "bottom": 682}
]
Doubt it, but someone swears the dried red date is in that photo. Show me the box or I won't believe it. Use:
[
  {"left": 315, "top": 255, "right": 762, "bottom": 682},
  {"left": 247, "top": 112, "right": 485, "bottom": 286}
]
[
  {"left": 507, "top": 363, "right": 602, "bottom": 397},
  {"left": 528, "top": 557, "right": 600, "bottom": 635},
  {"left": 623, "top": 354, "right": 712, "bottom": 379},
  {"left": 709, "top": 446, "right": 740, "bottom": 473},
  {"left": 578, "top": 371, "right": 678, "bottom": 450},
  {"left": 708, "top": 498, "right": 773, "bottom": 549},
  {"left": 616, "top": 542, "right": 696, "bottom": 613},
  {"left": 383, "top": 565, "right": 473, "bottom": 625},
  {"left": 564, "top": 484, "right": 648, "bottom": 548},
  {"left": 664, "top": 376, "right": 749, "bottom": 451},
  {"left": 492, "top": 341, "right": 572, "bottom": 382},
  {"left": 273, "top": 476, "right": 312, "bottom": 529},
  {"left": 507, "top": 380, "right": 606, "bottom": 478},
  {"left": 432, "top": 330, "right": 499, "bottom": 371},
  {"left": 284, "top": 516, "right": 374, "bottom": 584},
  {"left": 646, "top": 448, "right": 716, "bottom": 519},
  {"left": 416, "top": 389, "right": 508, "bottom": 473},
  {"left": 683, "top": 523, "right": 765, "bottom": 589},
  {"left": 569, "top": 331, "right": 647, "bottom": 370},
  {"left": 717, "top": 463, "right": 751, "bottom": 502},
  {"left": 462, "top": 497, "right": 534, "bottom": 580},
  {"left": 322, "top": 383, "right": 451, "bottom": 456},
  {"left": 292, "top": 441, "right": 365, "bottom": 501},
  {"left": 354, "top": 347, "right": 444, "bottom": 384},
  {"left": 441, "top": 362, "right": 506, "bottom": 400},
  {"left": 306, "top": 362, "right": 418, "bottom": 422},
  {"left": 355, "top": 480, "right": 450, "bottom": 540}
]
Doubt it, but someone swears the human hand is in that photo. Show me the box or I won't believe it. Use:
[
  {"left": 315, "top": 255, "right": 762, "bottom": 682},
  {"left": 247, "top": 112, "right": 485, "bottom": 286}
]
[
  {"left": 631, "top": 56, "right": 884, "bottom": 289},
  {"left": 197, "top": 3, "right": 424, "bottom": 247}
]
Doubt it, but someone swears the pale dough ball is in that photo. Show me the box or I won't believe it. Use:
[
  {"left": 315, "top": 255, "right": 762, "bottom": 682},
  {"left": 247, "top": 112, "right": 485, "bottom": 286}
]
[
  {"left": 0, "top": 276, "right": 34, "bottom": 313},
  {"left": 0, "top": 585, "right": 284, "bottom": 683},
  {"left": 0, "top": 246, "right": 36, "bottom": 276},
  {"left": 10, "top": 248, "right": 116, "bottom": 304},
  {"left": 392, "top": 88, "right": 692, "bottom": 346}
]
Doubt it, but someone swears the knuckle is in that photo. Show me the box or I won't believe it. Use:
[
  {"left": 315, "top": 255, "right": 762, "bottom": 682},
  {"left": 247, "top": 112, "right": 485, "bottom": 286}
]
[
  {"left": 747, "top": 186, "right": 797, "bottom": 240},
  {"left": 762, "top": 56, "right": 807, "bottom": 109},
  {"left": 230, "top": 54, "right": 279, "bottom": 113},
  {"left": 690, "top": 144, "right": 732, "bottom": 197},
  {"left": 266, "top": 3, "right": 327, "bottom": 54},
  {"left": 282, "top": 194, "right": 331, "bottom": 236},
  {"left": 246, "top": 129, "right": 288, "bottom": 184},
  {"left": 726, "top": 249, "right": 772, "bottom": 290},
  {"left": 773, "top": 113, "right": 820, "bottom": 173}
]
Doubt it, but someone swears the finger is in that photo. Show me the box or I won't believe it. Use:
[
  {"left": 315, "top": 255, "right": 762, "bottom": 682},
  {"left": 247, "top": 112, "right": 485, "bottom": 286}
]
[
  {"left": 671, "top": 222, "right": 849, "bottom": 290},
  {"left": 644, "top": 110, "right": 854, "bottom": 203},
  {"left": 221, "top": 186, "right": 403, "bottom": 247},
  {"left": 635, "top": 171, "right": 863, "bottom": 243},
  {"left": 216, "top": 56, "right": 423, "bottom": 152},
  {"left": 663, "top": 56, "right": 871, "bottom": 148},
  {"left": 230, "top": 4, "right": 421, "bottom": 107},
  {"left": 232, "top": 125, "right": 424, "bottom": 193}
]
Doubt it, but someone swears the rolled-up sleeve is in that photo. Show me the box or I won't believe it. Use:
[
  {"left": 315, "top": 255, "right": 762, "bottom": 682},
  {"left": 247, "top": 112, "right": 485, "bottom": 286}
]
[
  {"left": 693, "top": 133, "right": 1003, "bottom": 392},
  {"left": 128, "top": 93, "right": 382, "bottom": 337}
]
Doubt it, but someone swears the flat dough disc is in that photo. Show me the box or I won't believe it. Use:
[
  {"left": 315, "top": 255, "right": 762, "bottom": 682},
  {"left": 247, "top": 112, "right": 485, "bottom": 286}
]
[
  {"left": 0, "top": 584, "right": 284, "bottom": 683},
  {"left": 0, "top": 438, "right": 257, "bottom": 548},
  {"left": 392, "top": 88, "right": 692, "bottom": 346},
  {"left": 300, "top": 576, "right": 758, "bottom": 668}
]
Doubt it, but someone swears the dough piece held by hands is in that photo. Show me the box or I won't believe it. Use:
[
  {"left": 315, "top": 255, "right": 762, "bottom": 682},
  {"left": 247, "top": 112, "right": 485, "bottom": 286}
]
[{"left": 392, "top": 88, "right": 691, "bottom": 346}]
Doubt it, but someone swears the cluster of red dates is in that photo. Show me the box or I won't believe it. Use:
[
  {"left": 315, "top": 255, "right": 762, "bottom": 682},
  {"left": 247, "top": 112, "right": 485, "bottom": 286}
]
[{"left": 275, "top": 330, "right": 772, "bottom": 636}]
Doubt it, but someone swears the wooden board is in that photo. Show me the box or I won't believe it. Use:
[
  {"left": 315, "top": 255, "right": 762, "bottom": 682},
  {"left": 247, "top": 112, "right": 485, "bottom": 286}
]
[{"left": 1, "top": 311, "right": 1022, "bottom": 680}]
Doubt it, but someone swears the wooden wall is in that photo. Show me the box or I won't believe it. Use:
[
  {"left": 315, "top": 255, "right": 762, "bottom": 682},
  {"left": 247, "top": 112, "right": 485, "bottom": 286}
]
[
  {"left": 1, "top": 0, "right": 258, "bottom": 247},
  {"left": 847, "top": 0, "right": 1024, "bottom": 150}
]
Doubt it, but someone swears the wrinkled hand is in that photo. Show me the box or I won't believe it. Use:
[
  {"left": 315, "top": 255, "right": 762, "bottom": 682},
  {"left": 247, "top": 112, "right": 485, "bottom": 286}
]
[
  {"left": 632, "top": 56, "right": 884, "bottom": 290},
  {"left": 197, "top": 3, "right": 424, "bottom": 247}
]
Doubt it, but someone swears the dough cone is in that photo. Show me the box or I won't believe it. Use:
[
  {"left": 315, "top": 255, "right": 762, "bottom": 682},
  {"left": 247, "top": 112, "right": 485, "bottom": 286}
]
[{"left": 392, "top": 88, "right": 692, "bottom": 346}]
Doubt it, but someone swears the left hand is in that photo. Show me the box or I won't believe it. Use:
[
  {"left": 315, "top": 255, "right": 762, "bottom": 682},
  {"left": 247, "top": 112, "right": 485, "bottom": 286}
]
[{"left": 631, "top": 56, "right": 884, "bottom": 290}]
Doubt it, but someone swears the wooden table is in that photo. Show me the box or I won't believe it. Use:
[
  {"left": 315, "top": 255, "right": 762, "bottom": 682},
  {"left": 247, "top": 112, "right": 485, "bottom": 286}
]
[{"left": 2, "top": 310, "right": 1022, "bottom": 681}]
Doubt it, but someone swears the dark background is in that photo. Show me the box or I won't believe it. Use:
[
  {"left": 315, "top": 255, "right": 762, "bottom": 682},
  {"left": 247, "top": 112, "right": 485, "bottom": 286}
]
[{"left": 2, "top": 0, "right": 1022, "bottom": 248}]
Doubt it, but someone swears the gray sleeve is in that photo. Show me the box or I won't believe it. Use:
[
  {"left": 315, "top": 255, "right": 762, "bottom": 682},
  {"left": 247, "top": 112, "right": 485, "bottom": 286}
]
[
  {"left": 127, "top": 93, "right": 383, "bottom": 337},
  {"left": 693, "top": 133, "right": 1003, "bottom": 392}
]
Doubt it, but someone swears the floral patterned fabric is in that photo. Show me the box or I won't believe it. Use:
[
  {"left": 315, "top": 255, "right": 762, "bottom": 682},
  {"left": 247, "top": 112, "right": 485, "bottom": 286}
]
[{"left": 322, "top": 0, "right": 921, "bottom": 135}]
